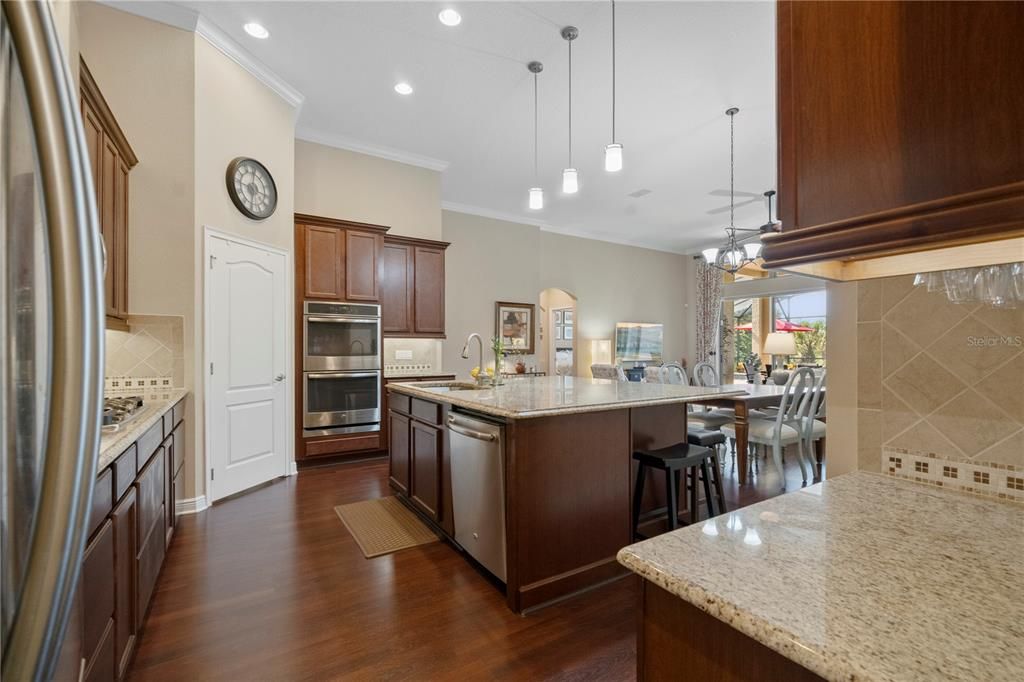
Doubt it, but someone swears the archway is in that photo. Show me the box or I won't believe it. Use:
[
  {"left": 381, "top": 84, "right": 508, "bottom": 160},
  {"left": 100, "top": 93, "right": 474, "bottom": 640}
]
[{"left": 538, "top": 288, "right": 578, "bottom": 376}]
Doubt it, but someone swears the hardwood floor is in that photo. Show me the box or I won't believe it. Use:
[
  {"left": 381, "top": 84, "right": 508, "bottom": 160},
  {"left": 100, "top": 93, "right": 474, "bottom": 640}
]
[{"left": 128, "top": 450, "right": 822, "bottom": 681}]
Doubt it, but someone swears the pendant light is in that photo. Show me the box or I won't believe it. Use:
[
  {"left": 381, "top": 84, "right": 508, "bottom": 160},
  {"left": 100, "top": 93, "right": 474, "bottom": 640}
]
[
  {"left": 561, "top": 26, "right": 579, "bottom": 194},
  {"left": 527, "top": 61, "right": 544, "bottom": 210},
  {"left": 604, "top": 0, "right": 623, "bottom": 172},
  {"left": 702, "top": 107, "right": 763, "bottom": 274}
]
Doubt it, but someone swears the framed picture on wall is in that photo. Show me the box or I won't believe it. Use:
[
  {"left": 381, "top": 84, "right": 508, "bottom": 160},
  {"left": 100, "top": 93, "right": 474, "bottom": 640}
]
[{"left": 495, "top": 301, "right": 536, "bottom": 354}]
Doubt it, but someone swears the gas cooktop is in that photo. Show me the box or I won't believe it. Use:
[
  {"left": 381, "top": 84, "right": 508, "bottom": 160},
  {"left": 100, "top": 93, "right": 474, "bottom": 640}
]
[{"left": 102, "top": 395, "right": 144, "bottom": 432}]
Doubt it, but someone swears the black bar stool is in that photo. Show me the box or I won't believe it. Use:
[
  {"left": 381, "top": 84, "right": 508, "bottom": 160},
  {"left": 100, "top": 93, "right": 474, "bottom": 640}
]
[{"left": 632, "top": 441, "right": 727, "bottom": 541}]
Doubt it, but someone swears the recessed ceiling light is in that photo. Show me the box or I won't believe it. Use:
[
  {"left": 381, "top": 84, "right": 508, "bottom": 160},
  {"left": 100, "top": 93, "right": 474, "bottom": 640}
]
[
  {"left": 438, "top": 9, "right": 462, "bottom": 27},
  {"left": 243, "top": 22, "right": 269, "bottom": 39},
  {"left": 394, "top": 82, "right": 413, "bottom": 95}
]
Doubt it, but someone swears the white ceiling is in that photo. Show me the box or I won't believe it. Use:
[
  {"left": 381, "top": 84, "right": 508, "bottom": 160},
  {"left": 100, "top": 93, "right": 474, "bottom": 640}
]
[{"left": 179, "top": 1, "right": 777, "bottom": 254}]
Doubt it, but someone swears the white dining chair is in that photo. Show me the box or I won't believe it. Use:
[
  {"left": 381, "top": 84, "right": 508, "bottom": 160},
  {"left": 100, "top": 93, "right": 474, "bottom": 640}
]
[
  {"left": 643, "top": 366, "right": 664, "bottom": 383},
  {"left": 661, "top": 362, "right": 687, "bottom": 385},
  {"left": 591, "top": 363, "right": 627, "bottom": 381},
  {"left": 721, "top": 367, "right": 816, "bottom": 490},
  {"left": 688, "top": 361, "right": 735, "bottom": 428},
  {"left": 801, "top": 370, "right": 827, "bottom": 466}
]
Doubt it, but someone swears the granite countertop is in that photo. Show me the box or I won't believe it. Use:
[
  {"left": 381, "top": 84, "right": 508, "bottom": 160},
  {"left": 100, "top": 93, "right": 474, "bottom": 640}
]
[
  {"left": 387, "top": 375, "right": 746, "bottom": 419},
  {"left": 97, "top": 388, "right": 188, "bottom": 472},
  {"left": 383, "top": 370, "right": 456, "bottom": 380},
  {"left": 617, "top": 471, "right": 1024, "bottom": 682}
]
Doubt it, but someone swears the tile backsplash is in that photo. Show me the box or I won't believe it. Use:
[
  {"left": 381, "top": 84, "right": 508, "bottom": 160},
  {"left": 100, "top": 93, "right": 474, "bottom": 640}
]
[
  {"left": 858, "top": 275, "right": 1023, "bottom": 477},
  {"left": 383, "top": 338, "right": 443, "bottom": 375},
  {"left": 105, "top": 314, "right": 185, "bottom": 388}
]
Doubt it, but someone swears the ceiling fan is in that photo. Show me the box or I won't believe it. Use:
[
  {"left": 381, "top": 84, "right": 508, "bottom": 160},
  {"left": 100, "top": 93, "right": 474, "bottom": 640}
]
[{"left": 706, "top": 188, "right": 763, "bottom": 215}]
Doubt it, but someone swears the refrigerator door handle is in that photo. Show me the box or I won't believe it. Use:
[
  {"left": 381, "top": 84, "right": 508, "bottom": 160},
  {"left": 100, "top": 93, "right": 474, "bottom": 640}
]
[{"left": 2, "top": 3, "right": 104, "bottom": 681}]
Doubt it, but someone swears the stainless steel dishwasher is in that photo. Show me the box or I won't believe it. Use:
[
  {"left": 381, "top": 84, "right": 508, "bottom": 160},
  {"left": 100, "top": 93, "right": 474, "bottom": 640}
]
[{"left": 447, "top": 410, "right": 507, "bottom": 582}]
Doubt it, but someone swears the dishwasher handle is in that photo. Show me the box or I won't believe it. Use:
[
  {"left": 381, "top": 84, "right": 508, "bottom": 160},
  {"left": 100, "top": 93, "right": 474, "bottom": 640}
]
[{"left": 447, "top": 416, "right": 497, "bottom": 442}]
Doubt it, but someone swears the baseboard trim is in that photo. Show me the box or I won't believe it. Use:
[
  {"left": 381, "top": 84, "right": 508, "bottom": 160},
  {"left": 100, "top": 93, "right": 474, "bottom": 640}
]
[
  {"left": 176, "top": 495, "right": 208, "bottom": 515},
  {"left": 287, "top": 461, "right": 298, "bottom": 476}
]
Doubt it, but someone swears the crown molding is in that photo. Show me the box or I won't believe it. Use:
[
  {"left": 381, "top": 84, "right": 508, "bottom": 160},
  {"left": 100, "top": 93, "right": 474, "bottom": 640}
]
[
  {"left": 297, "top": 128, "right": 449, "bottom": 172},
  {"left": 194, "top": 16, "right": 304, "bottom": 110},
  {"left": 440, "top": 201, "right": 547, "bottom": 229},
  {"left": 97, "top": 1, "right": 304, "bottom": 111}
]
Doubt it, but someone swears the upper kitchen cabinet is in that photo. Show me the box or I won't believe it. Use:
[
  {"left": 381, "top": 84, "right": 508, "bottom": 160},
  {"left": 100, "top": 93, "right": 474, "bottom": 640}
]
[
  {"left": 761, "top": 1, "right": 1024, "bottom": 280},
  {"left": 381, "top": 235, "right": 449, "bottom": 337},
  {"left": 295, "top": 214, "right": 388, "bottom": 303},
  {"left": 80, "top": 59, "right": 138, "bottom": 330}
]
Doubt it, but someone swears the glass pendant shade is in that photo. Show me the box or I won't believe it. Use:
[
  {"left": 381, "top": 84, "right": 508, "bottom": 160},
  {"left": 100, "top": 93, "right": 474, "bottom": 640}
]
[
  {"left": 744, "top": 242, "right": 762, "bottom": 259},
  {"left": 724, "top": 249, "right": 744, "bottom": 268},
  {"left": 562, "top": 168, "right": 579, "bottom": 194},
  {"left": 701, "top": 248, "right": 719, "bottom": 264},
  {"left": 604, "top": 143, "right": 623, "bottom": 172},
  {"left": 529, "top": 187, "right": 544, "bottom": 210}
]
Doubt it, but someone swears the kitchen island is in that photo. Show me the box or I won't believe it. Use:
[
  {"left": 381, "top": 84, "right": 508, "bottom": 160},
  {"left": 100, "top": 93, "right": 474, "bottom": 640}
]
[
  {"left": 387, "top": 376, "right": 745, "bottom": 613},
  {"left": 617, "top": 471, "right": 1024, "bottom": 681}
]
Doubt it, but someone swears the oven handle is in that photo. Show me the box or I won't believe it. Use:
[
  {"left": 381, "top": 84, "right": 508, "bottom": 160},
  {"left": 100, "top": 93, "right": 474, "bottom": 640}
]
[
  {"left": 305, "top": 316, "right": 379, "bottom": 324},
  {"left": 307, "top": 372, "right": 381, "bottom": 380}
]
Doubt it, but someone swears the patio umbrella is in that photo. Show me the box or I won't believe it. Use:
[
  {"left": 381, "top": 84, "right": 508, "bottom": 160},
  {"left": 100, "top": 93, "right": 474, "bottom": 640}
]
[{"left": 735, "top": 320, "right": 815, "bottom": 332}]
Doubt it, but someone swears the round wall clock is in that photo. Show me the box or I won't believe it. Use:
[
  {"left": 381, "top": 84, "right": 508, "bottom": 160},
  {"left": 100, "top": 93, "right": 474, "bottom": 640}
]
[{"left": 226, "top": 157, "right": 278, "bottom": 220}]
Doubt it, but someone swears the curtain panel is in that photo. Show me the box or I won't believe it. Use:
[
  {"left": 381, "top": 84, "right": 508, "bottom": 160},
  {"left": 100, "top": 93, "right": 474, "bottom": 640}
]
[{"left": 695, "top": 261, "right": 723, "bottom": 371}]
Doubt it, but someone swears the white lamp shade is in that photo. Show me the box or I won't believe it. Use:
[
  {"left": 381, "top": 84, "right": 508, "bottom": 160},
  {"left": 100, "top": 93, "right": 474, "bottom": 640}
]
[
  {"left": 529, "top": 187, "right": 544, "bottom": 210},
  {"left": 562, "top": 168, "right": 579, "bottom": 193},
  {"left": 724, "top": 249, "right": 744, "bottom": 267},
  {"left": 604, "top": 143, "right": 623, "bottom": 172},
  {"left": 762, "top": 332, "right": 797, "bottom": 355},
  {"left": 744, "top": 242, "right": 762, "bottom": 259},
  {"left": 701, "top": 247, "right": 719, "bottom": 264}
]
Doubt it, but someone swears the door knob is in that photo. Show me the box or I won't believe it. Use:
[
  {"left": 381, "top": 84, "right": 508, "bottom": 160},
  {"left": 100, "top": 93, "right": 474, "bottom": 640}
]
[{"left": 274, "top": 373, "right": 286, "bottom": 382}]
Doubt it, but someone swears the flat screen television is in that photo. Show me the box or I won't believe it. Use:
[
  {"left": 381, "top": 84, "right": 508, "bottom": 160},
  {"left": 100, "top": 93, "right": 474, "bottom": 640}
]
[{"left": 615, "top": 323, "right": 663, "bottom": 363}]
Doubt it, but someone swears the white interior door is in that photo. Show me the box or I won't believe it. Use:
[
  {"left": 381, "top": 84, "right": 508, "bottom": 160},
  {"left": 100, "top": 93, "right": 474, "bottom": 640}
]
[{"left": 206, "top": 232, "right": 289, "bottom": 501}]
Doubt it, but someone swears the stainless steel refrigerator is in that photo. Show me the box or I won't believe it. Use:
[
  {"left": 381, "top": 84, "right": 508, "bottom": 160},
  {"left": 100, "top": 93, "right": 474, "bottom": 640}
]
[{"left": 1, "top": 2, "right": 105, "bottom": 680}]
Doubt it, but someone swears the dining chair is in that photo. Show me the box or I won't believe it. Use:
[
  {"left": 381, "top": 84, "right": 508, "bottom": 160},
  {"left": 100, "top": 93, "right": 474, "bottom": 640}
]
[
  {"left": 721, "top": 367, "right": 816, "bottom": 490},
  {"left": 801, "top": 370, "right": 827, "bottom": 468},
  {"left": 661, "top": 362, "right": 687, "bottom": 385},
  {"left": 643, "top": 366, "right": 664, "bottom": 383},
  {"left": 591, "top": 363, "right": 627, "bottom": 381}
]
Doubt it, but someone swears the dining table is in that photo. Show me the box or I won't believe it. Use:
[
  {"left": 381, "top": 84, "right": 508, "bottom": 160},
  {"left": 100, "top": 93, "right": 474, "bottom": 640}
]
[{"left": 692, "top": 382, "right": 826, "bottom": 485}]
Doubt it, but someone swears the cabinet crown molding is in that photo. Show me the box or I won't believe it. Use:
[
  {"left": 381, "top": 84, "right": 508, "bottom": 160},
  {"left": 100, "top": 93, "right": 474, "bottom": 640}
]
[
  {"left": 80, "top": 59, "right": 138, "bottom": 168},
  {"left": 294, "top": 213, "right": 390, "bottom": 235}
]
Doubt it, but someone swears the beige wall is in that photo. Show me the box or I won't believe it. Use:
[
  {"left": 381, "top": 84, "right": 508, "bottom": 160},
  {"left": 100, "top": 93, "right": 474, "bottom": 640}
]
[
  {"left": 294, "top": 140, "right": 442, "bottom": 240},
  {"left": 824, "top": 281, "right": 859, "bottom": 477},
  {"left": 191, "top": 37, "right": 296, "bottom": 498},
  {"left": 442, "top": 210, "right": 696, "bottom": 378},
  {"left": 78, "top": 3, "right": 298, "bottom": 501},
  {"left": 77, "top": 3, "right": 201, "bottom": 494}
]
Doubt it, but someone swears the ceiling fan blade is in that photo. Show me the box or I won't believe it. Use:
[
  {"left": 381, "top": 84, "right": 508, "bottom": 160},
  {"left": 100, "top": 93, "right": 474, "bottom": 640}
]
[
  {"left": 705, "top": 196, "right": 761, "bottom": 215},
  {"left": 708, "top": 189, "right": 762, "bottom": 199}
]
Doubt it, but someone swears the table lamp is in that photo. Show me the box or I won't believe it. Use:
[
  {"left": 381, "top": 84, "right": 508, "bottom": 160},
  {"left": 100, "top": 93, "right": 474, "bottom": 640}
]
[{"left": 762, "top": 332, "right": 797, "bottom": 377}]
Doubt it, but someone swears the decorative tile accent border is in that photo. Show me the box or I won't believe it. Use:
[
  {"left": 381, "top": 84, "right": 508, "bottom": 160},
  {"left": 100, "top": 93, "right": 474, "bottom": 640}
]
[
  {"left": 105, "top": 376, "right": 174, "bottom": 392},
  {"left": 884, "top": 446, "right": 1024, "bottom": 505}
]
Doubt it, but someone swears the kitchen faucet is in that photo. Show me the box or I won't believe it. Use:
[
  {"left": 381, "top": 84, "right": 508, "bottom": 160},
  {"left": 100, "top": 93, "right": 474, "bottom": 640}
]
[{"left": 461, "top": 333, "right": 488, "bottom": 386}]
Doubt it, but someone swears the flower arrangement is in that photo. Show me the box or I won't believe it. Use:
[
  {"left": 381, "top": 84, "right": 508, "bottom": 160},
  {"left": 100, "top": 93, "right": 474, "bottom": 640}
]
[{"left": 490, "top": 336, "right": 504, "bottom": 386}]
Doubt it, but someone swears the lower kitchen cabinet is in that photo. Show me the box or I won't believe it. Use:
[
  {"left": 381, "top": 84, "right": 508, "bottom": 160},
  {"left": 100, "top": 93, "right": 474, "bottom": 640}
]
[
  {"left": 388, "top": 410, "right": 410, "bottom": 493},
  {"left": 387, "top": 392, "right": 453, "bottom": 534},
  {"left": 410, "top": 421, "right": 442, "bottom": 522},
  {"left": 111, "top": 488, "right": 137, "bottom": 679},
  {"left": 66, "top": 396, "right": 185, "bottom": 681},
  {"left": 82, "top": 520, "right": 115, "bottom": 682}
]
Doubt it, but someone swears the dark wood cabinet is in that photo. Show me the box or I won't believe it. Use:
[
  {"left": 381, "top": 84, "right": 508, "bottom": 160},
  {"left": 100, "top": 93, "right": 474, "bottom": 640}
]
[
  {"left": 302, "top": 224, "right": 345, "bottom": 300},
  {"left": 80, "top": 60, "right": 137, "bottom": 329},
  {"left": 762, "top": 1, "right": 1024, "bottom": 277},
  {"left": 410, "top": 420, "right": 442, "bottom": 522},
  {"left": 381, "top": 241, "right": 414, "bottom": 334},
  {"left": 136, "top": 446, "right": 166, "bottom": 626},
  {"left": 413, "top": 245, "right": 446, "bottom": 335},
  {"left": 380, "top": 236, "right": 449, "bottom": 338},
  {"left": 345, "top": 229, "right": 382, "bottom": 302},
  {"left": 111, "top": 488, "right": 137, "bottom": 680},
  {"left": 82, "top": 520, "right": 115, "bottom": 682},
  {"left": 388, "top": 410, "right": 411, "bottom": 493}
]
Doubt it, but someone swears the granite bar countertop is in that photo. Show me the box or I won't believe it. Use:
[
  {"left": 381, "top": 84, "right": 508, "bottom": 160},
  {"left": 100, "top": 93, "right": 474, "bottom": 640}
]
[
  {"left": 97, "top": 388, "right": 188, "bottom": 472},
  {"left": 387, "top": 375, "right": 745, "bottom": 419},
  {"left": 383, "top": 371, "right": 456, "bottom": 380},
  {"left": 617, "top": 471, "right": 1024, "bottom": 682}
]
